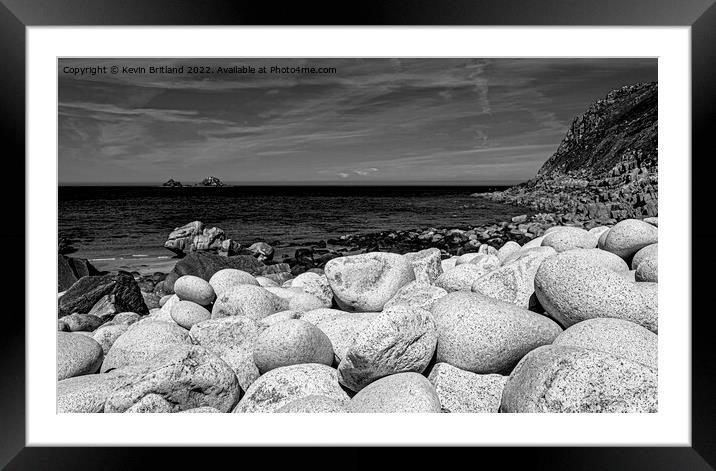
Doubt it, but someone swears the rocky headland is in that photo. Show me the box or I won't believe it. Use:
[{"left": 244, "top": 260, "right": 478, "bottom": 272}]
[{"left": 56, "top": 82, "right": 659, "bottom": 414}]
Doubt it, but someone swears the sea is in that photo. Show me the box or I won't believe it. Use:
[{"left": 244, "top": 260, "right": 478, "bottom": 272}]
[{"left": 58, "top": 186, "right": 533, "bottom": 270}]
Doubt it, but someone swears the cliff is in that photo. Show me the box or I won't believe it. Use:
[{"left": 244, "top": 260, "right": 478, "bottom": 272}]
[{"left": 482, "top": 82, "right": 658, "bottom": 222}]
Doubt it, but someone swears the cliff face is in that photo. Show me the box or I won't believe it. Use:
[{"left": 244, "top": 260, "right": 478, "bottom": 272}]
[{"left": 484, "top": 82, "right": 658, "bottom": 222}]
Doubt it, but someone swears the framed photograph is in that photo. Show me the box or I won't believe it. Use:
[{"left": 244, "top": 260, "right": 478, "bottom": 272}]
[{"left": 3, "top": 0, "right": 713, "bottom": 468}]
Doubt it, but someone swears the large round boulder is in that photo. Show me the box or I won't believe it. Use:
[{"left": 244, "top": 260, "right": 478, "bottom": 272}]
[
  {"left": 290, "top": 272, "right": 334, "bottom": 307},
  {"left": 324, "top": 252, "right": 415, "bottom": 312},
  {"left": 346, "top": 372, "right": 441, "bottom": 413},
  {"left": 337, "top": 306, "right": 437, "bottom": 391},
  {"left": 601, "top": 219, "right": 658, "bottom": 260},
  {"left": 101, "top": 320, "right": 192, "bottom": 373},
  {"left": 208, "top": 269, "right": 260, "bottom": 297},
  {"left": 189, "top": 316, "right": 261, "bottom": 391},
  {"left": 534, "top": 251, "right": 653, "bottom": 330},
  {"left": 552, "top": 318, "right": 657, "bottom": 368},
  {"left": 427, "top": 362, "right": 507, "bottom": 413},
  {"left": 432, "top": 291, "right": 562, "bottom": 374},
  {"left": 383, "top": 281, "right": 447, "bottom": 311},
  {"left": 500, "top": 345, "right": 657, "bottom": 412},
  {"left": 472, "top": 247, "right": 555, "bottom": 308},
  {"left": 404, "top": 248, "right": 443, "bottom": 284},
  {"left": 170, "top": 300, "right": 211, "bottom": 329},
  {"left": 174, "top": 275, "right": 216, "bottom": 306},
  {"left": 253, "top": 319, "right": 334, "bottom": 374},
  {"left": 435, "top": 259, "right": 499, "bottom": 293},
  {"left": 104, "top": 344, "right": 240, "bottom": 413},
  {"left": 57, "top": 332, "right": 104, "bottom": 380},
  {"left": 233, "top": 363, "right": 349, "bottom": 413},
  {"left": 314, "top": 312, "right": 380, "bottom": 363},
  {"left": 541, "top": 227, "right": 598, "bottom": 252},
  {"left": 276, "top": 395, "right": 348, "bottom": 413},
  {"left": 211, "top": 284, "right": 277, "bottom": 321},
  {"left": 632, "top": 243, "right": 658, "bottom": 271}
]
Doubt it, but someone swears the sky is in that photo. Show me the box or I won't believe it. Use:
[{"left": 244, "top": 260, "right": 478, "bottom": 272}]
[{"left": 58, "top": 58, "right": 657, "bottom": 185}]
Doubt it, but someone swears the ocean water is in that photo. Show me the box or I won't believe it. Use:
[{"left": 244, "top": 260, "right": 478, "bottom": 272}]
[{"left": 58, "top": 186, "right": 533, "bottom": 261}]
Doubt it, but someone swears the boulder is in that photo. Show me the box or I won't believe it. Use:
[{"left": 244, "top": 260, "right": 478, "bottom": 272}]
[
  {"left": 347, "top": 372, "right": 441, "bottom": 413},
  {"left": 472, "top": 247, "right": 555, "bottom": 308},
  {"left": 190, "top": 316, "right": 261, "bottom": 391},
  {"left": 435, "top": 261, "right": 498, "bottom": 292},
  {"left": 636, "top": 257, "right": 658, "bottom": 282},
  {"left": 276, "top": 395, "right": 348, "bottom": 413},
  {"left": 259, "top": 310, "right": 303, "bottom": 328},
  {"left": 58, "top": 313, "right": 104, "bottom": 332},
  {"left": 57, "top": 368, "right": 140, "bottom": 413},
  {"left": 635, "top": 282, "right": 658, "bottom": 333},
  {"left": 164, "top": 221, "right": 226, "bottom": 255},
  {"left": 337, "top": 306, "right": 438, "bottom": 391},
  {"left": 104, "top": 344, "right": 240, "bottom": 413},
  {"left": 554, "top": 248, "right": 629, "bottom": 272},
  {"left": 541, "top": 227, "right": 598, "bottom": 252},
  {"left": 602, "top": 218, "right": 658, "bottom": 259},
  {"left": 404, "top": 248, "right": 443, "bottom": 284},
  {"left": 233, "top": 363, "right": 350, "bottom": 413},
  {"left": 180, "top": 407, "right": 222, "bottom": 413},
  {"left": 288, "top": 292, "right": 330, "bottom": 311},
  {"left": 92, "top": 323, "right": 129, "bottom": 355},
  {"left": 101, "top": 320, "right": 192, "bottom": 372},
  {"left": 497, "top": 241, "right": 521, "bottom": 263},
  {"left": 290, "top": 272, "right": 334, "bottom": 306},
  {"left": 500, "top": 345, "right": 658, "bottom": 413},
  {"left": 324, "top": 252, "right": 415, "bottom": 312},
  {"left": 383, "top": 281, "right": 448, "bottom": 311},
  {"left": 57, "top": 332, "right": 104, "bottom": 380},
  {"left": 632, "top": 243, "right": 658, "bottom": 271},
  {"left": 58, "top": 255, "right": 100, "bottom": 292},
  {"left": 253, "top": 319, "right": 334, "bottom": 374},
  {"left": 553, "top": 318, "right": 657, "bottom": 368},
  {"left": 299, "top": 308, "right": 347, "bottom": 326},
  {"left": 248, "top": 242, "right": 275, "bottom": 262},
  {"left": 432, "top": 291, "right": 562, "bottom": 374},
  {"left": 534, "top": 251, "right": 654, "bottom": 330},
  {"left": 170, "top": 300, "right": 211, "bottom": 329},
  {"left": 167, "top": 252, "right": 266, "bottom": 292},
  {"left": 124, "top": 394, "right": 174, "bottom": 413},
  {"left": 211, "top": 284, "right": 278, "bottom": 321},
  {"left": 58, "top": 271, "right": 149, "bottom": 317},
  {"left": 427, "top": 363, "right": 507, "bottom": 413},
  {"left": 314, "top": 312, "right": 380, "bottom": 363},
  {"left": 174, "top": 275, "right": 216, "bottom": 306}
]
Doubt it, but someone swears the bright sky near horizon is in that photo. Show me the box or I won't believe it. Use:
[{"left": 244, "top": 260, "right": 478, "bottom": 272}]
[{"left": 58, "top": 58, "right": 657, "bottom": 185}]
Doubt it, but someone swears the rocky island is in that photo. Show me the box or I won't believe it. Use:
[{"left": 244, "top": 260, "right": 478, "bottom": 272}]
[{"left": 56, "top": 82, "right": 659, "bottom": 414}]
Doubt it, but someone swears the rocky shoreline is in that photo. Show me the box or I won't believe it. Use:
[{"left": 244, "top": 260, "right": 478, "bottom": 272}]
[{"left": 56, "top": 213, "right": 659, "bottom": 414}]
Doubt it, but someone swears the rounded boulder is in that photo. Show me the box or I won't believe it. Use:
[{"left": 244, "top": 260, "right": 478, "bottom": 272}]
[
  {"left": 57, "top": 332, "right": 104, "bottom": 380},
  {"left": 347, "top": 372, "right": 441, "bottom": 413},
  {"left": 253, "top": 319, "right": 334, "bottom": 374},
  {"left": 602, "top": 219, "right": 658, "bottom": 260},
  {"left": 174, "top": 275, "right": 216, "bottom": 306},
  {"left": 211, "top": 284, "right": 277, "bottom": 321}
]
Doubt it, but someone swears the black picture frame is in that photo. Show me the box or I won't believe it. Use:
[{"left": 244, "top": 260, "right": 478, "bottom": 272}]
[{"left": 2, "top": 0, "right": 712, "bottom": 468}]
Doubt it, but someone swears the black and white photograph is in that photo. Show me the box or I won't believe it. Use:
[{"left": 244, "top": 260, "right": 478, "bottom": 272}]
[{"left": 56, "top": 57, "right": 659, "bottom": 414}]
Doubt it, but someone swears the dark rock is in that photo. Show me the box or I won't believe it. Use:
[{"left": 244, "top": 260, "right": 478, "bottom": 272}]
[
  {"left": 165, "top": 252, "right": 267, "bottom": 292},
  {"left": 162, "top": 178, "right": 182, "bottom": 187},
  {"left": 58, "top": 237, "right": 77, "bottom": 255},
  {"left": 59, "top": 313, "right": 104, "bottom": 332},
  {"left": 248, "top": 242, "right": 275, "bottom": 262},
  {"left": 164, "top": 221, "right": 226, "bottom": 255},
  {"left": 58, "top": 271, "right": 149, "bottom": 318},
  {"left": 58, "top": 255, "right": 101, "bottom": 292},
  {"left": 201, "top": 176, "right": 224, "bottom": 187}
]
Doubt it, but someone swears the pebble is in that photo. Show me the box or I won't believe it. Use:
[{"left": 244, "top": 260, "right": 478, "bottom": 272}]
[
  {"left": 174, "top": 275, "right": 216, "bottom": 306},
  {"left": 101, "top": 320, "right": 192, "bottom": 373},
  {"left": 553, "top": 318, "right": 657, "bottom": 368},
  {"left": 427, "top": 363, "right": 507, "bottom": 413},
  {"left": 57, "top": 332, "right": 104, "bottom": 380},
  {"left": 276, "top": 395, "right": 348, "bottom": 413},
  {"left": 208, "top": 268, "right": 260, "bottom": 297},
  {"left": 534, "top": 251, "right": 654, "bottom": 330},
  {"left": 253, "top": 319, "right": 334, "bottom": 374},
  {"left": 405, "top": 248, "right": 443, "bottom": 284},
  {"left": 383, "top": 281, "right": 448, "bottom": 311},
  {"left": 431, "top": 291, "right": 562, "bottom": 373},
  {"left": 602, "top": 219, "right": 658, "bottom": 259},
  {"left": 500, "top": 345, "right": 658, "bottom": 413},
  {"left": 211, "top": 284, "right": 278, "bottom": 321},
  {"left": 324, "top": 252, "right": 415, "bottom": 312},
  {"left": 338, "top": 306, "right": 438, "bottom": 391},
  {"left": 170, "top": 300, "right": 211, "bottom": 329},
  {"left": 104, "top": 344, "right": 240, "bottom": 413},
  {"left": 234, "top": 363, "right": 350, "bottom": 413},
  {"left": 347, "top": 372, "right": 441, "bottom": 413}
]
